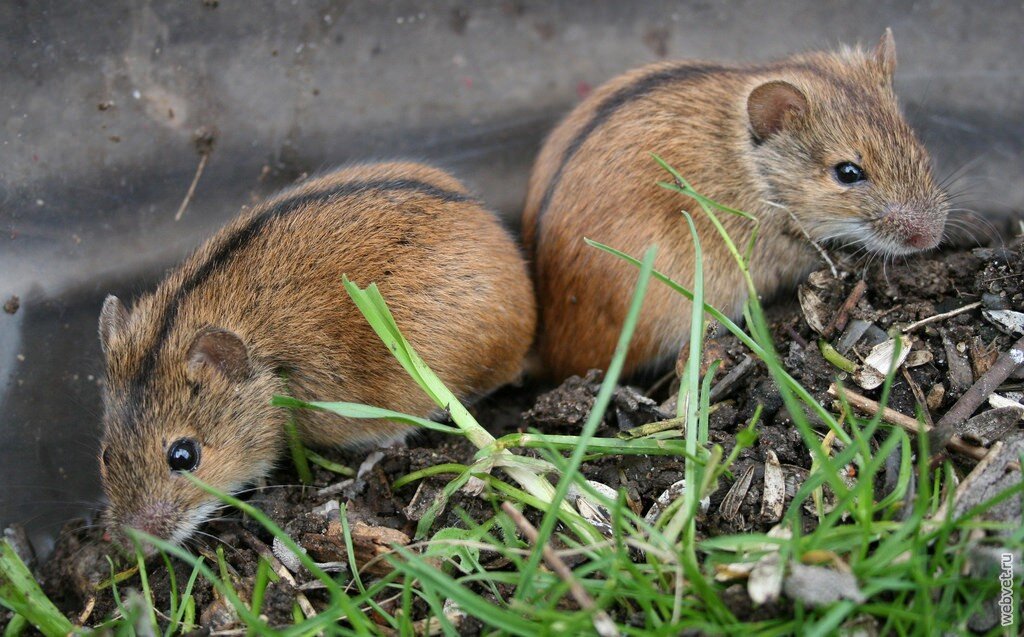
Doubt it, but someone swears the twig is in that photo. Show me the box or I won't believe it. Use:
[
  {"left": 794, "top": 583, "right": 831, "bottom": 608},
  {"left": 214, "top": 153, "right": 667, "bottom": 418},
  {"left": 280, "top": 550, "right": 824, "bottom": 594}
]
[
  {"left": 823, "top": 280, "right": 867, "bottom": 338},
  {"left": 764, "top": 199, "right": 838, "bottom": 277},
  {"left": 174, "top": 127, "right": 216, "bottom": 221},
  {"left": 501, "top": 502, "right": 619, "bottom": 637},
  {"left": 901, "top": 301, "right": 982, "bottom": 333},
  {"left": 785, "top": 323, "right": 809, "bottom": 349},
  {"left": 827, "top": 384, "right": 1019, "bottom": 470},
  {"left": 174, "top": 152, "right": 209, "bottom": 221},
  {"left": 929, "top": 333, "right": 1024, "bottom": 464}
]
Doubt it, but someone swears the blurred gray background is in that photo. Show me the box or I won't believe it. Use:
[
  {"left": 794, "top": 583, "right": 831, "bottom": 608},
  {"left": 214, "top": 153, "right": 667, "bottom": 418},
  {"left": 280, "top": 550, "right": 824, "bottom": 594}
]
[{"left": 2, "top": 0, "right": 1022, "bottom": 554}]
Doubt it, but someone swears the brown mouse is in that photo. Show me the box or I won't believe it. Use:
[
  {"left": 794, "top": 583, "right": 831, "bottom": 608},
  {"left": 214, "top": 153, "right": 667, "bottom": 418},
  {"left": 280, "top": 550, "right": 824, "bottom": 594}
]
[
  {"left": 523, "top": 30, "right": 948, "bottom": 380},
  {"left": 98, "top": 161, "right": 536, "bottom": 544}
]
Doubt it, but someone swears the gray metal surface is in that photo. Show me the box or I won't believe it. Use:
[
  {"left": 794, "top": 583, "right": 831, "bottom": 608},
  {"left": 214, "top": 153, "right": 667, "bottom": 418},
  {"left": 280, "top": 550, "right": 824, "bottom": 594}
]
[{"left": 2, "top": 0, "right": 1021, "bottom": 553}]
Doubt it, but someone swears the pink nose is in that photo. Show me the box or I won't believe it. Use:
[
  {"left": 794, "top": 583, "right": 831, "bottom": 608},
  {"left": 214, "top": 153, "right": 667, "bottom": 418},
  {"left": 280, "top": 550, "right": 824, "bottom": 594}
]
[
  {"left": 906, "top": 230, "right": 939, "bottom": 250},
  {"left": 122, "top": 501, "right": 178, "bottom": 541}
]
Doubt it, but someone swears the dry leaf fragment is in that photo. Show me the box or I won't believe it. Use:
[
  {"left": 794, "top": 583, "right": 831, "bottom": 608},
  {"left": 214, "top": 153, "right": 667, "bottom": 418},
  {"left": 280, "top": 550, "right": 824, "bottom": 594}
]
[
  {"left": 798, "top": 286, "right": 830, "bottom": 335},
  {"left": 853, "top": 335, "right": 912, "bottom": 390},
  {"left": 760, "top": 451, "right": 785, "bottom": 523},
  {"left": 719, "top": 464, "right": 756, "bottom": 521},
  {"left": 905, "top": 349, "right": 933, "bottom": 368}
]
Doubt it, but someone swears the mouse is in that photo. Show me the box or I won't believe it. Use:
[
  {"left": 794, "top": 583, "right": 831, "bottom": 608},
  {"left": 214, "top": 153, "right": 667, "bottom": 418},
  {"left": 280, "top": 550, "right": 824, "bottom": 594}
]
[
  {"left": 522, "top": 30, "right": 949, "bottom": 380},
  {"left": 97, "top": 161, "right": 537, "bottom": 544}
]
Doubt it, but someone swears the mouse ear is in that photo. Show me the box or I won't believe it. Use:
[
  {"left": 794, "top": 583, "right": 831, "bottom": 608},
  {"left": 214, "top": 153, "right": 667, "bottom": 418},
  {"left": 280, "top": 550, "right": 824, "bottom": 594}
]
[
  {"left": 872, "top": 28, "right": 897, "bottom": 81},
  {"left": 99, "top": 295, "right": 129, "bottom": 354},
  {"left": 747, "top": 80, "right": 808, "bottom": 141},
  {"left": 187, "top": 328, "right": 251, "bottom": 383}
]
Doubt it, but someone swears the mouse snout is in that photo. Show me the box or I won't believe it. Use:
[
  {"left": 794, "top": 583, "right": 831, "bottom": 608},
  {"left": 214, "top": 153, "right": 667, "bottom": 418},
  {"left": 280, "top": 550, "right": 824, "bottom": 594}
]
[
  {"left": 878, "top": 203, "right": 944, "bottom": 252},
  {"left": 120, "top": 500, "right": 181, "bottom": 542},
  {"left": 905, "top": 229, "right": 940, "bottom": 250}
]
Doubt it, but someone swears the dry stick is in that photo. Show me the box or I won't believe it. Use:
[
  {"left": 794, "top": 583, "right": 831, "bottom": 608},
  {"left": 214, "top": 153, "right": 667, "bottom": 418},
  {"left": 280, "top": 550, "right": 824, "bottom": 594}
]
[
  {"left": 901, "top": 301, "right": 982, "bottom": 333},
  {"left": 500, "top": 502, "right": 619, "bottom": 637},
  {"left": 174, "top": 151, "right": 210, "bottom": 221},
  {"left": 929, "top": 332, "right": 1024, "bottom": 464},
  {"left": 826, "top": 384, "right": 1020, "bottom": 471},
  {"left": 823, "top": 280, "right": 867, "bottom": 338}
]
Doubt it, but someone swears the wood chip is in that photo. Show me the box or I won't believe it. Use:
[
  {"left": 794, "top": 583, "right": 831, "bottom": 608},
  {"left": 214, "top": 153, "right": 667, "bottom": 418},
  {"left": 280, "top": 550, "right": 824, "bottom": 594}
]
[
  {"left": 940, "top": 329, "right": 974, "bottom": 395},
  {"left": 927, "top": 383, "right": 945, "bottom": 412},
  {"left": 960, "top": 406, "right": 1024, "bottom": 446},
  {"left": 969, "top": 336, "right": 1000, "bottom": 378}
]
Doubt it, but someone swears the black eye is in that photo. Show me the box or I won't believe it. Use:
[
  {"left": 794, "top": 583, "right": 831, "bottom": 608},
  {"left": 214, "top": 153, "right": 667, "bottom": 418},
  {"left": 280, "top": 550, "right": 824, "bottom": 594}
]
[
  {"left": 835, "top": 162, "right": 867, "bottom": 184},
  {"left": 101, "top": 447, "right": 112, "bottom": 468},
  {"left": 167, "top": 438, "right": 201, "bottom": 472}
]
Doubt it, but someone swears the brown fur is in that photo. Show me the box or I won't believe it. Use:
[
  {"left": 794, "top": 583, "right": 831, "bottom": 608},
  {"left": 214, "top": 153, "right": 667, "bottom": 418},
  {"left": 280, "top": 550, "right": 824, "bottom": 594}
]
[
  {"left": 523, "top": 31, "right": 948, "bottom": 380},
  {"left": 98, "top": 162, "right": 536, "bottom": 542}
]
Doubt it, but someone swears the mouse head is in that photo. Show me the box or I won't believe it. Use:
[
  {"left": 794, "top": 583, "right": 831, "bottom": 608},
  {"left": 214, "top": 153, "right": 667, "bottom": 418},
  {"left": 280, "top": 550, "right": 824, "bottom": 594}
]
[
  {"left": 97, "top": 295, "right": 286, "bottom": 546},
  {"left": 746, "top": 29, "right": 948, "bottom": 256}
]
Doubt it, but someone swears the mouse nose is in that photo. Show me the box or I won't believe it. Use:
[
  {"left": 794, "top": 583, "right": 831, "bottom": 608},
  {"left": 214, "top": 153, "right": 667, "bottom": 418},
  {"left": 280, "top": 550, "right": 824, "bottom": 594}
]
[
  {"left": 881, "top": 204, "right": 943, "bottom": 251},
  {"left": 906, "top": 230, "right": 940, "bottom": 250},
  {"left": 122, "top": 501, "right": 179, "bottom": 543}
]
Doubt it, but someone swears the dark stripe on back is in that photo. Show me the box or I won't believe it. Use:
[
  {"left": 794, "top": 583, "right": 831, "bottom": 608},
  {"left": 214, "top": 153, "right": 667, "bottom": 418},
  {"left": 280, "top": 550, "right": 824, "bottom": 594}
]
[
  {"left": 132, "top": 178, "right": 472, "bottom": 390},
  {"left": 534, "top": 63, "right": 724, "bottom": 232},
  {"left": 532, "top": 59, "right": 877, "bottom": 237}
]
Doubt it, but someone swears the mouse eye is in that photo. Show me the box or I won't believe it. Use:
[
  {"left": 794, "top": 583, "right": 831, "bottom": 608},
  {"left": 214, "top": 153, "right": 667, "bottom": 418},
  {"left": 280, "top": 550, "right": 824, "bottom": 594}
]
[
  {"left": 101, "top": 447, "right": 112, "bottom": 468},
  {"left": 834, "top": 161, "right": 867, "bottom": 184},
  {"left": 167, "top": 438, "right": 201, "bottom": 473}
]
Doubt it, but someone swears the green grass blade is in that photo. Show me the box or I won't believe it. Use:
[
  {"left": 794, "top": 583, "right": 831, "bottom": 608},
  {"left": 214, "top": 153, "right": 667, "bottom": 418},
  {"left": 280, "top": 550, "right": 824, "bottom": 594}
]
[
  {"left": 0, "top": 540, "right": 74, "bottom": 637},
  {"left": 273, "top": 396, "right": 461, "bottom": 435},
  {"left": 515, "top": 244, "right": 658, "bottom": 602},
  {"left": 178, "top": 473, "right": 373, "bottom": 635},
  {"left": 284, "top": 416, "right": 313, "bottom": 485}
]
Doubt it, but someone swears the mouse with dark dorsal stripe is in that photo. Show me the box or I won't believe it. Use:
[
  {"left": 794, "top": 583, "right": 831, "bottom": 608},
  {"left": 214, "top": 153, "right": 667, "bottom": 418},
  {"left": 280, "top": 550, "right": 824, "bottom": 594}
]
[
  {"left": 523, "top": 30, "right": 949, "bottom": 380},
  {"left": 97, "top": 162, "right": 536, "bottom": 544}
]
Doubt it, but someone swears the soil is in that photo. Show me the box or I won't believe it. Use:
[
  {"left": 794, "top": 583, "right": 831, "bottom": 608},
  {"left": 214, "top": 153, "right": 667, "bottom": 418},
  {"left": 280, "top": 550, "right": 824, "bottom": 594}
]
[{"left": 6, "top": 241, "right": 1024, "bottom": 633}]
